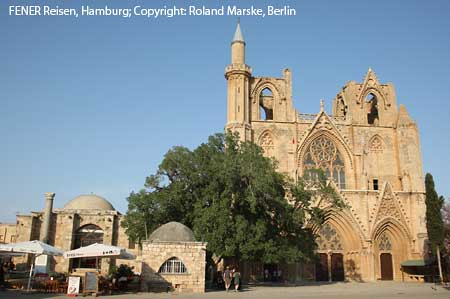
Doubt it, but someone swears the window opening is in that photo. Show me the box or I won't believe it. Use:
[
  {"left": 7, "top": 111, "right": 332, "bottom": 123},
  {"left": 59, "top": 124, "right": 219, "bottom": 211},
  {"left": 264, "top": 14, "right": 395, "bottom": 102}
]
[
  {"left": 259, "top": 88, "right": 274, "bottom": 120},
  {"left": 373, "top": 179, "right": 379, "bottom": 191},
  {"left": 366, "top": 93, "right": 379, "bottom": 125},
  {"left": 158, "top": 257, "right": 187, "bottom": 274}
]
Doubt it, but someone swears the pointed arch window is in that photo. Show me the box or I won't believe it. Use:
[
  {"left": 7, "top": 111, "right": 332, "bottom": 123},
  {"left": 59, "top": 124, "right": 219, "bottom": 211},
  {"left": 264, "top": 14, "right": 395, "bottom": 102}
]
[
  {"left": 158, "top": 257, "right": 187, "bottom": 274},
  {"left": 259, "top": 88, "right": 273, "bottom": 120},
  {"left": 302, "top": 136, "right": 346, "bottom": 189},
  {"left": 366, "top": 93, "right": 379, "bottom": 125}
]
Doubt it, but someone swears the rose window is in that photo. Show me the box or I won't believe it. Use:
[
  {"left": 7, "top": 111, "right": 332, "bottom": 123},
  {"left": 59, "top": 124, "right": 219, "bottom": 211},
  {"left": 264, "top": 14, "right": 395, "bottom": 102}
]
[{"left": 302, "top": 136, "right": 346, "bottom": 189}]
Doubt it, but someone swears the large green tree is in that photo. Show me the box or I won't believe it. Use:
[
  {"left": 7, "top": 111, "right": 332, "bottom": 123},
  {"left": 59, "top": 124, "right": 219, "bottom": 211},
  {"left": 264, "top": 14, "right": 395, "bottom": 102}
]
[
  {"left": 122, "top": 132, "right": 344, "bottom": 264},
  {"left": 443, "top": 199, "right": 450, "bottom": 253},
  {"left": 425, "top": 173, "right": 445, "bottom": 254}
]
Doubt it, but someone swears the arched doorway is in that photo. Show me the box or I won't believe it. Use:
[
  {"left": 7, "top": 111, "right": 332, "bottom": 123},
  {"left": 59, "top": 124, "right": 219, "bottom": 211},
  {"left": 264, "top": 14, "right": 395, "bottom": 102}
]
[
  {"left": 380, "top": 253, "right": 393, "bottom": 280},
  {"left": 315, "top": 223, "right": 345, "bottom": 282},
  {"left": 371, "top": 186, "right": 413, "bottom": 281},
  {"left": 377, "top": 232, "right": 394, "bottom": 280},
  {"left": 72, "top": 224, "right": 104, "bottom": 270}
]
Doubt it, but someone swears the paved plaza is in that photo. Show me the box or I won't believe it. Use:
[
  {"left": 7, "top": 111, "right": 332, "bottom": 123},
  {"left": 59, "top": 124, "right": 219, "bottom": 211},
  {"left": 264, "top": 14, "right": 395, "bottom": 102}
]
[{"left": 0, "top": 282, "right": 448, "bottom": 299}]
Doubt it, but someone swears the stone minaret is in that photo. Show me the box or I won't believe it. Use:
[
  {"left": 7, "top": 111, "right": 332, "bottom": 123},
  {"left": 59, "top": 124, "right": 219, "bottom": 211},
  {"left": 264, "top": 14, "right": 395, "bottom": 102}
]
[
  {"left": 225, "top": 22, "right": 252, "bottom": 141},
  {"left": 41, "top": 192, "right": 55, "bottom": 244}
]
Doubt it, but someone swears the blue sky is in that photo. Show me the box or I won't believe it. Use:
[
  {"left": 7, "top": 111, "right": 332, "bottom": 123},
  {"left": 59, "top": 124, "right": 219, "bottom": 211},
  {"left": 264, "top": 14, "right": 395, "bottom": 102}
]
[{"left": 1, "top": 0, "right": 449, "bottom": 222}]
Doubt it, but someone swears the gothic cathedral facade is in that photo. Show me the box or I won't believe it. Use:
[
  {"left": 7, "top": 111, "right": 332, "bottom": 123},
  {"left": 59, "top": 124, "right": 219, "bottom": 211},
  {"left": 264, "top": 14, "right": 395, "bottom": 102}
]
[{"left": 225, "top": 24, "right": 428, "bottom": 281}]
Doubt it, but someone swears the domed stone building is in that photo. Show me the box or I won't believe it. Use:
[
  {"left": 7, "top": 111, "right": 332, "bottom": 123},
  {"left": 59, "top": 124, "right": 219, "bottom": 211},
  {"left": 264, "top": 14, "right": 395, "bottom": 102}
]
[
  {"left": 1, "top": 193, "right": 137, "bottom": 274},
  {"left": 140, "top": 222, "right": 207, "bottom": 293},
  {"left": 0, "top": 194, "right": 207, "bottom": 293},
  {"left": 63, "top": 194, "right": 115, "bottom": 211},
  {"left": 148, "top": 221, "right": 196, "bottom": 242}
]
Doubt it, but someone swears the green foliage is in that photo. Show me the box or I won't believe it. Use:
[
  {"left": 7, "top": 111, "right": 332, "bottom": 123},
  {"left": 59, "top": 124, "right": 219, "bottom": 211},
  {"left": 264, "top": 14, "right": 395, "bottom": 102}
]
[
  {"left": 109, "top": 264, "right": 134, "bottom": 279},
  {"left": 425, "top": 173, "right": 445, "bottom": 254},
  {"left": 290, "top": 169, "right": 346, "bottom": 225},
  {"left": 122, "top": 132, "right": 344, "bottom": 264}
]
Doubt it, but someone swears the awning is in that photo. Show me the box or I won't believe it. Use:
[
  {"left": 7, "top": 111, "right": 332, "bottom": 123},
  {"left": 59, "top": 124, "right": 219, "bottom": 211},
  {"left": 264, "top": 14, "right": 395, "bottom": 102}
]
[
  {"left": 401, "top": 259, "right": 431, "bottom": 267},
  {"left": 0, "top": 252, "right": 25, "bottom": 257},
  {"left": 0, "top": 240, "right": 64, "bottom": 292},
  {"left": 63, "top": 243, "right": 135, "bottom": 260},
  {"left": 0, "top": 240, "right": 63, "bottom": 256}
]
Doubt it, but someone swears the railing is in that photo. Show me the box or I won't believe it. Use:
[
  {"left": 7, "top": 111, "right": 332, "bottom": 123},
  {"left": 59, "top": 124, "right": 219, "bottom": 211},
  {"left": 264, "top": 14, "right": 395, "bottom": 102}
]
[
  {"left": 298, "top": 113, "right": 317, "bottom": 121},
  {"left": 298, "top": 113, "right": 346, "bottom": 123}
]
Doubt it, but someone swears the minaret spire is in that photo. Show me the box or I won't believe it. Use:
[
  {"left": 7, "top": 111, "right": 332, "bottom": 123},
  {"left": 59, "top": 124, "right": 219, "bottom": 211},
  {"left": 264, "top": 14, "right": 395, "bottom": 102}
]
[
  {"left": 232, "top": 19, "right": 245, "bottom": 43},
  {"left": 230, "top": 20, "right": 246, "bottom": 65}
]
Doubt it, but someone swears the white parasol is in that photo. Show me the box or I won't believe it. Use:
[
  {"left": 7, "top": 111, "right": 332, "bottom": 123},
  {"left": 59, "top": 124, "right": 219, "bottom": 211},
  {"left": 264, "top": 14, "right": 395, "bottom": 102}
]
[
  {"left": 0, "top": 240, "right": 64, "bottom": 292},
  {"left": 64, "top": 243, "right": 135, "bottom": 272},
  {"left": 63, "top": 243, "right": 135, "bottom": 260}
]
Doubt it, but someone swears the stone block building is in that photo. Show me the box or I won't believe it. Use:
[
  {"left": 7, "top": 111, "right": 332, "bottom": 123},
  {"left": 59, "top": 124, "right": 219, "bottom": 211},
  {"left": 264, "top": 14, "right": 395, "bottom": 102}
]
[
  {"left": 0, "top": 193, "right": 139, "bottom": 274},
  {"left": 140, "top": 222, "right": 207, "bottom": 293},
  {"left": 0, "top": 196, "right": 207, "bottom": 293},
  {"left": 225, "top": 23, "right": 428, "bottom": 282}
]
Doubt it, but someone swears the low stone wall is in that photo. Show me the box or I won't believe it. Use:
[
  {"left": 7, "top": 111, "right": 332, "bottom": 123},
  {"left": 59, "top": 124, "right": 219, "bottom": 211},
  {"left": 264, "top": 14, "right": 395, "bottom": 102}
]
[{"left": 141, "top": 241, "right": 207, "bottom": 293}]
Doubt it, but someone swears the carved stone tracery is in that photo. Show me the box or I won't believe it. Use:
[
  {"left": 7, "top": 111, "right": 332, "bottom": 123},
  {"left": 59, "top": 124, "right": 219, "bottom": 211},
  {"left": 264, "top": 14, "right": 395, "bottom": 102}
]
[
  {"left": 259, "top": 132, "right": 274, "bottom": 157},
  {"left": 369, "top": 135, "right": 383, "bottom": 152},
  {"left": 375, "top": 191, "right": 401, "bottom": 223},
  {"left": 378, "top": 232, "right": 392, "bottom": 251},
  {"left": 316, "top": 223, "right": 343, "bottom": 251},
  {"left": 303, "top": 136, "right": 346, "bottom": 189},
  {"left": 315, "top": 115, "right": 333, "bottom": 131}
]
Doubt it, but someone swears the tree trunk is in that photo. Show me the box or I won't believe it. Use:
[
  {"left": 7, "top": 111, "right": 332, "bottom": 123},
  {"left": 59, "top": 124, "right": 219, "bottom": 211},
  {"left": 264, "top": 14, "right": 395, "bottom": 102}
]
[{"left": 437, "top": 246, "right": 443, "bottom": 283}]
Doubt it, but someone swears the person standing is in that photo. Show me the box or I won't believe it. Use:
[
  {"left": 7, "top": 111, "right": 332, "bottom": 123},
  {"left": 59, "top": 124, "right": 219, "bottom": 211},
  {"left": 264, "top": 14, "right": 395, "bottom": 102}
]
[
  {"left": 223, "top": 266, "right": 232, "bottom": 292},
  {"left": 233, "top": 268, "right": 241, "bottom": 292},
  {"left": 0, "top": 263, "right": 4, "bottom": 289}
]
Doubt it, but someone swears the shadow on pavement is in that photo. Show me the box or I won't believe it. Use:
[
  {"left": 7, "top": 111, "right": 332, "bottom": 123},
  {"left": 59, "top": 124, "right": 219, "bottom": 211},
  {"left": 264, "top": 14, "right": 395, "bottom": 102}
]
[
  {"left": 247, "top": 281, "right": 354, "bottom": 287},
  {"left": 0, "top": 290, "right": 60, "bottom": 299},
  {"left": 206, "top": 280, "right": 353, "bottom": 292}
]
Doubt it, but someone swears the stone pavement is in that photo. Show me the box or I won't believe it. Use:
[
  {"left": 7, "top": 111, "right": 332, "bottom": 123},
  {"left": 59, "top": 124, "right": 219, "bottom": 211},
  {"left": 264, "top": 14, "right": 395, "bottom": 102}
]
[{"left": 0, "top": 282, "right": 448, "bottom": 299}]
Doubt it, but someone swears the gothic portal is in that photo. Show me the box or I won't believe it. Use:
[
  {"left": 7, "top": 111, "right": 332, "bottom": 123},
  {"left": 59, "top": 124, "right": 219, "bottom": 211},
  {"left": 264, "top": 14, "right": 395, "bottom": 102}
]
[{"left": 225, "top": 23, "right": 427, "bottom": 282}]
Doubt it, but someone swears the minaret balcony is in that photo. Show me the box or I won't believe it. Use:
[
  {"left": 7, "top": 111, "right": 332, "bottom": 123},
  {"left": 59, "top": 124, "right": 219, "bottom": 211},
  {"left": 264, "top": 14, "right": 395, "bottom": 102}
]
[{"left": 224, "top": 64, "right": 252, "bottom": 76}]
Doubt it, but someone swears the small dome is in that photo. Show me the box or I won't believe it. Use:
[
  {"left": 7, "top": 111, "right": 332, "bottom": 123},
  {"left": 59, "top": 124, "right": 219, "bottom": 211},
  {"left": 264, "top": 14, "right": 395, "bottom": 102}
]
[
  {"left": 149, "top": 222, "right": 195, "bottom": 242},
  {"left": 63, "top": 194, "right": 114, "bottom": 211}
]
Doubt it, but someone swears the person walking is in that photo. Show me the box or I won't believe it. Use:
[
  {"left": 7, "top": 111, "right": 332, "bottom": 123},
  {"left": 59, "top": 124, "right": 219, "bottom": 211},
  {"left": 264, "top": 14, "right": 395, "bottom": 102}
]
[
  {"left": 233, "top": 268, "right": 241, "bottom": 292},
  {"left": 223, "top": 266, "right": 232, "bottom": 292}
]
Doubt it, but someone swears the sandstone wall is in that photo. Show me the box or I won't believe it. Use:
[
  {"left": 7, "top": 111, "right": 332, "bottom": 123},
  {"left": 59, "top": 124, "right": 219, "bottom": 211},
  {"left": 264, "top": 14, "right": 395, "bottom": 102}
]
[{"left": 141, "top": 241, "right": 206, "bottom": 293}]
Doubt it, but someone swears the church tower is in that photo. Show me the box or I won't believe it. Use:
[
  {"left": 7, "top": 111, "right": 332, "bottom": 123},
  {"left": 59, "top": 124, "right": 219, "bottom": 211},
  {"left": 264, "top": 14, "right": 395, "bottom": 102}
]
[{"left": 225, "top": 22, "right": 252, "bottom": 140}]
